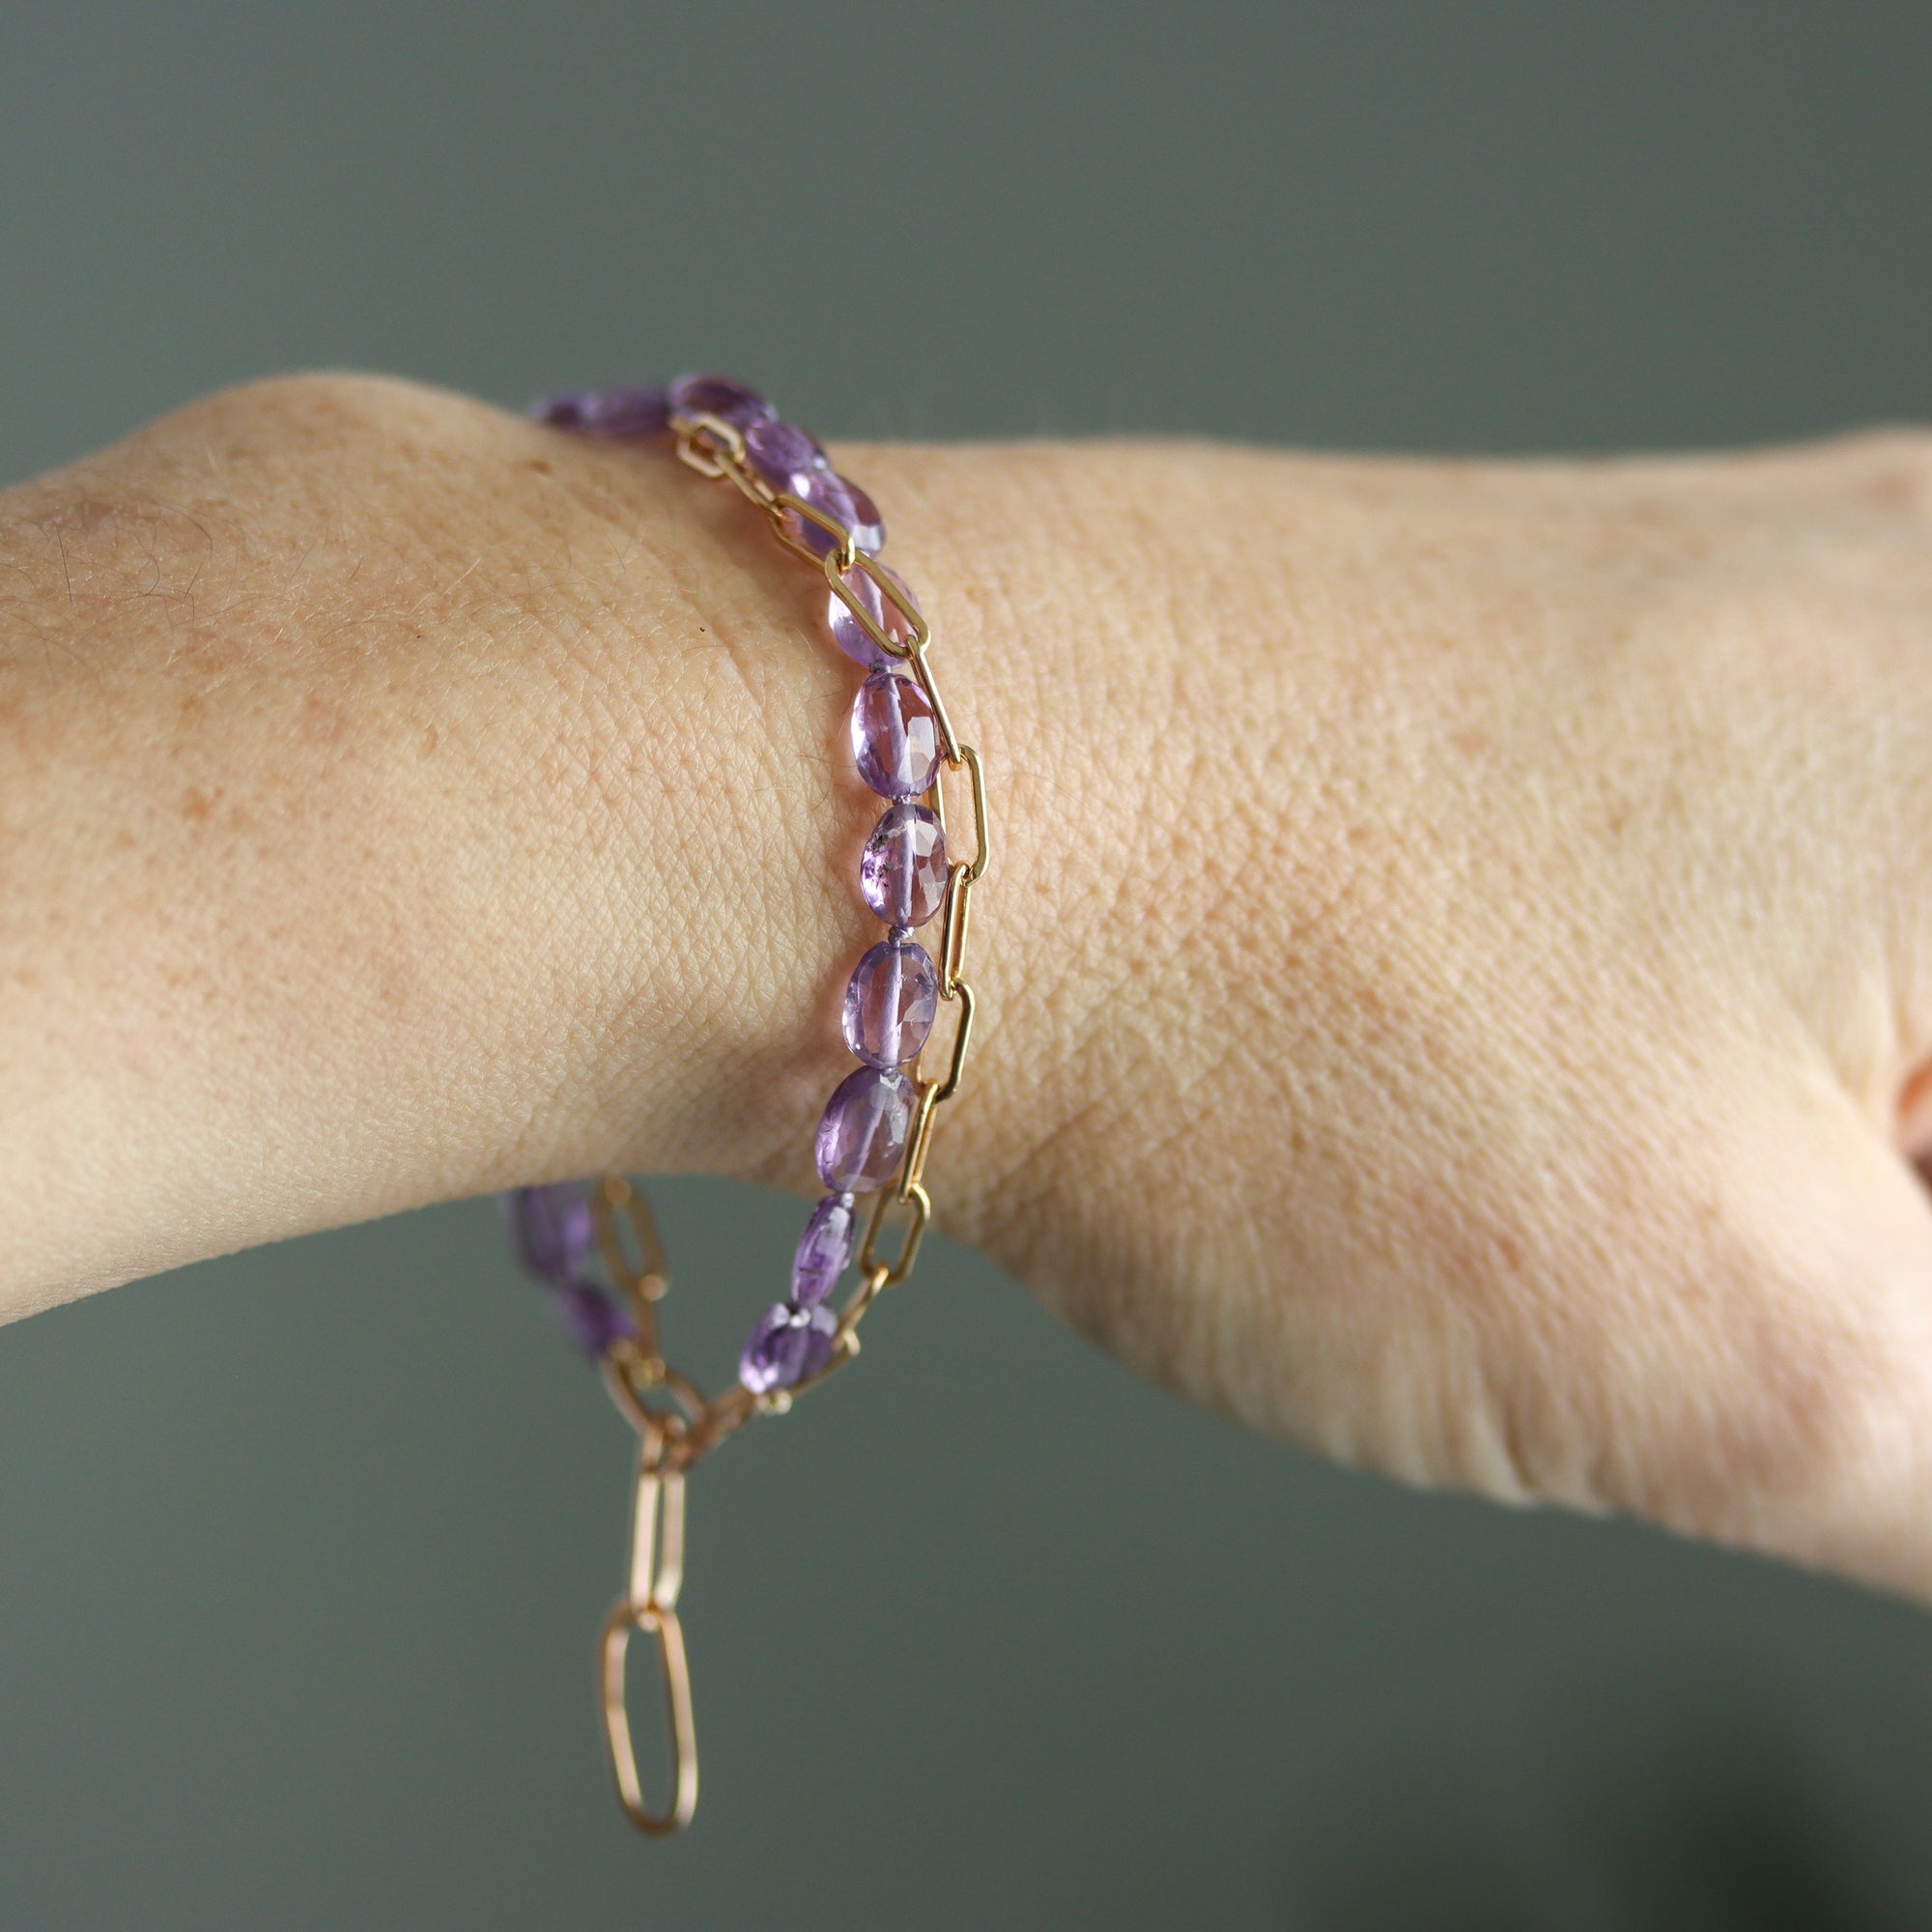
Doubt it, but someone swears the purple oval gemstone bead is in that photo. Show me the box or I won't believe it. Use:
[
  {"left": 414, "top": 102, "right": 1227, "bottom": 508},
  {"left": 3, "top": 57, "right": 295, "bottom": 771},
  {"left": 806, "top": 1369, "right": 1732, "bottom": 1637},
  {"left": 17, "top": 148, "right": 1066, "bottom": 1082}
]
[
  {"left": 780, "top": 469, "right": 884, "bottom": 560},
  {"left": 550, "top": 1278, "right": 634, "bottom": 1357},
  {"left": 739, "top": 1298, "right": 838, "bottom": 1394},
  {"left": 859, "top": 802, "right": 948, "bottom": 928},
  {"left": 744, "top": 417, "right": 829, "bottom": 494},
  {"left": 814, "top": 1065, "right": 919, "bottom": 1191},
  {"left": 826, "top": 562, "right": 921, "bottom": 669},
  {"left": 578, "top": 384, "right": 669, "bottom": 439},
  {"left": 851, "top": 668, "right": 941, "bottom": 800},
  {"left": 502, "top": 1184, "right": 596, "bottom": 1281},
  {"left": 843, "top": 939, "right": 939, "bottom": 1068},
  {"left": 667, "top": 372, "right": 775, "bottom": 430},
  {"left": 791, "top": 1192, "right": 858, "bottom": 1304},
  {"left": 840, "top": 476, "right": 885, "bottom": 552}
]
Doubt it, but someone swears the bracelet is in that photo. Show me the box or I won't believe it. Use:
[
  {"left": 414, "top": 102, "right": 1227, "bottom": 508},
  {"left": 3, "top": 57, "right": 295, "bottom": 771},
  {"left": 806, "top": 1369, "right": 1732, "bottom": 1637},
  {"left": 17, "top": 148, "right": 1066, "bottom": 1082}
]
[{"left": 500, "top": 373, "right": 989, "bottom": 1835}]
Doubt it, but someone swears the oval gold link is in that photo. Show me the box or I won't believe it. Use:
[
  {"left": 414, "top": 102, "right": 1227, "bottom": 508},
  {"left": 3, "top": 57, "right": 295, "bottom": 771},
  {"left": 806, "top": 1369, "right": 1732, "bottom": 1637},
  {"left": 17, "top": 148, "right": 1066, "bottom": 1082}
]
[
  {"left": 628, "top": 1455, "right": 686, "bottom": 1611},
  {"left": 612, "top": 1350, "right": 708, "bottom": 1427},
  {"left": 616, "top": 1298, "right": 663, "bottom": 1370},
  {"left": 832, "top": 1264, "right": 891, "bottom": 1352},
  {"left": 675, "top": 438, "right": 729, "bottom": 480},
  {"left": 601, "top": 1357, "right": 669, "bottom": 1443},
  {"left": 886, "top": 1187, "right": 931, "bottom": 1286},
  {"left": 926, "top": 755, "right": 948, "bottom": 844},
  {"left": 601, "top": 1602, "right": 698, "bottom": 1836},
  {"left": 856, "top": 1181, "right": 932, "bottom": 1287},
  {"left": 601, "top": 1352, "right": 706, "bottom": 1447},
  {"left": 932, "top": 980, "right": 976, "bottom": 1104},
  {"left": 821, "top": 547, "right": 930, "bottom": 661},
  {"left": 899, "top": 1079, "right": 942, "bottom": 1198},
  {"left": 768, "top": 488, "right": 857, "bottom": 568},
  {"left": 937, "top": 864, "right": 974, "bottom": 998},
  {"left": 675, "top": 1383, "right": 757, "bottom": 1467},
  {"left": 592, "top": 1175, "right": 670, "bottom": 1311},
  {"left": 672, "top": 409, "right": 747, "bottom": 478},
  {"left": 897, "top": 985, "right": 974, "bottom": 1199},
  {"left": 670, "top": 414, "right": 776, "bottom": 514},
  {"left": 660, "top": 1364, "right": 707, "bottom": 1421},
  {"left": 720, "top": 454, "right": 778, "bottom": 513},
  {"left": 952, "top": 744, "right": 990, "bottom": 884},
  {"left": 907, "top": 645, "right": 963, "bottom": 765}
]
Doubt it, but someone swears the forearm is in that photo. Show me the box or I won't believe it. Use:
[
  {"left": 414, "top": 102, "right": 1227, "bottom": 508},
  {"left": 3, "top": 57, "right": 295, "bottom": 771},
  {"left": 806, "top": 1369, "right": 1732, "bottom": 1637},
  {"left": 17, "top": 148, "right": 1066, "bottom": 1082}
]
[
  {"left": 0, "top": 375, "right": 1214, "bottom": 1311},
  {"left": 11, "top": 374, "right": 1932, "bottom": 1605}
]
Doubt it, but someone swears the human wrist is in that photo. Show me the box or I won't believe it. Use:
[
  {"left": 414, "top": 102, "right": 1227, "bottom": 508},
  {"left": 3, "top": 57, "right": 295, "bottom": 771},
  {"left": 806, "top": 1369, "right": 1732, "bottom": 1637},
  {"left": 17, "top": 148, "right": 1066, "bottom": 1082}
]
[{"left": 0, "top": 379, "right": 1165, "bottom": 1309}]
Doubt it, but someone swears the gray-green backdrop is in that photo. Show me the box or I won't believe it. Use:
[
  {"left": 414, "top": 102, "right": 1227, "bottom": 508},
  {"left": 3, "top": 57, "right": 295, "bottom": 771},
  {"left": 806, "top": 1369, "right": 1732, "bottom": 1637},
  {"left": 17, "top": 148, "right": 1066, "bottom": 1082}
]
[{"left": 3, "top": 6, "right": 1929, "bottom": 1926}]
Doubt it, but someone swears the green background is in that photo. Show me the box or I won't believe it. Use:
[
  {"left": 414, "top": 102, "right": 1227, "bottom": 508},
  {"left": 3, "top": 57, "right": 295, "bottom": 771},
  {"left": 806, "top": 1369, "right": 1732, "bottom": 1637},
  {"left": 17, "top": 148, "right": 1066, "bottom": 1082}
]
[{"left": 3, "top": 5, "right": 1930, "bottom": 1924}]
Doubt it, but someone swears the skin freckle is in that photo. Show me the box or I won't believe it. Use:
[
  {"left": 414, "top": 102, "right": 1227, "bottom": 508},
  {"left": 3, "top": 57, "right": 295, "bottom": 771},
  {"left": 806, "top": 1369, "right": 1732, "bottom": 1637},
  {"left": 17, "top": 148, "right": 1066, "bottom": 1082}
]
[{"left": 299, "top": 692, "right": 351, "bottom": 746}]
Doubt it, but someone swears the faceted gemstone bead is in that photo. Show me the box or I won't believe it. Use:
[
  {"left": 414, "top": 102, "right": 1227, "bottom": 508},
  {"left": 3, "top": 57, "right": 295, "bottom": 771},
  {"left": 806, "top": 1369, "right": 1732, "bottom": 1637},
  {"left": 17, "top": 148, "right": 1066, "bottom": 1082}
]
[
  {"left": 850, "top": 668, "right": 941, "bottom": 800},
  {"left": 790, "top": 1192, "right": 858, "bottom": 1304},
  {"left": 780, "top": 469, "right": 883, "bottom": 560},
  {"left": 826, "top": 561, "right": 921, "bottom": 669},
  {"left": 667, "top": 372, "right": 775, "bottom": 430},
  {"left": 578, "top": 384, "right": 669, "bottom": 438},
  {"left": 744, "top": 418, "right": 829, "bottom": 494},
  {"left": 814, "top": 1065, "right": 919, "bottom": 1191},
  {"left": 550, "top": 1277, "right": 634, "bottom": 1356},
  {"left": 739, "top": 1298, "right": 838, "bottom": 1394},
  {"left": 502, "top": 1184, "right": 596, "bottom": 1281},
  {"left": 859, "top": 803, "right": 948, "bottom": 928},
  {"left": 841, "top": 477, "right": 885, "bottom": 551},
  {"left": 842, "top": 939, "right": 939, "bottom": 1068}
]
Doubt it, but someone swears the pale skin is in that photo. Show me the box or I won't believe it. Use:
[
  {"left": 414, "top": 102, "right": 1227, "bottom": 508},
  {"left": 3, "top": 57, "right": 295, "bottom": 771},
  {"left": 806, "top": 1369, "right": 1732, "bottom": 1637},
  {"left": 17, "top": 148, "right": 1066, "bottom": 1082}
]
[{"left": 5, "top": 375, "right": 1932, "bottom": 1601}]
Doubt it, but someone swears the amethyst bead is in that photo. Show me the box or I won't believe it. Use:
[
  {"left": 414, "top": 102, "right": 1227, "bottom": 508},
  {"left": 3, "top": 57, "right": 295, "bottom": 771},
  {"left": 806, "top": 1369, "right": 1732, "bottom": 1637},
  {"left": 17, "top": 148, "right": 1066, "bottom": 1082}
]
[
  {"left": 827, "top": 561, "right": 921, "bottom": 669},
  {"left": 502, "top": 1184, "right": 596, "bottom": 1281},
  {"left": 841, "top": 477, "right": 885, "bottom": 552},
  {"left": 851, "top": 668, "right": 941, "bottom": 800},
  {"left": 744, "top": 418, "right": 829, "bottom": 494},
  {"left": 781, "top": 469, "right": 885, "bottom": 559},
  {"left": 739, "top": 1298, "right": 838, "bottom": 1394},
  {"left": 860, "top": 802, "right": 948, "bottom": 928},
  {"left": 550, "top": 1278, "right": 634, "bottom": 1356},
  {"left": 814, "top": 1065, "right": 919, "bottom": 1191},
  {"left": 578, "top": 384, "right": 669, "bottom": 438},
  {"left": 667, "top": 372, "right": 775, "bottom": 430},
  {"left": 529, "top": 385, "right": 668, "bottom": 437},
  {"left": 791, "top": 1192, "right": 858, "bottom": 1304},
  {"left": 843, "top": 939, "right": 939, "bottom": 1068}
]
